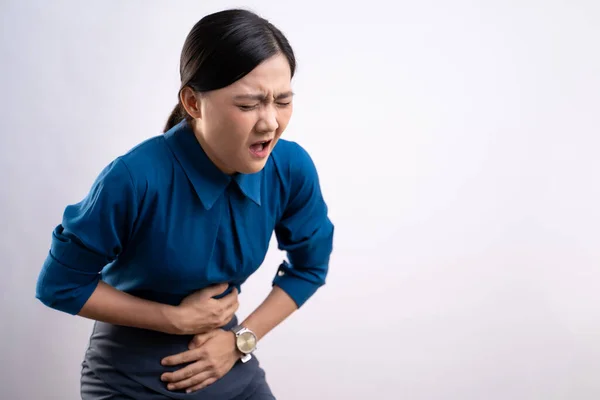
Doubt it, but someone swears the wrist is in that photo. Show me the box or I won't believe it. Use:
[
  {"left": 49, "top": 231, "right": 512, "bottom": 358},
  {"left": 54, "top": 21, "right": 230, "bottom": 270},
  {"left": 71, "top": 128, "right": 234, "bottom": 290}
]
[
  {"left": 227, "top": 330, "right": 244, "bottom": 359},
  {"left": 161, "top": 304, "right": 186, "bottom": 335}
]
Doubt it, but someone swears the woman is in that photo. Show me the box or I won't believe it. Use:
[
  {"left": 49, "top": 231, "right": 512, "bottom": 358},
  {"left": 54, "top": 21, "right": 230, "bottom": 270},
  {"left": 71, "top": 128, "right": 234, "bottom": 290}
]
[{"left": 35, "top": 8, "right": 334, "bottom": 400}]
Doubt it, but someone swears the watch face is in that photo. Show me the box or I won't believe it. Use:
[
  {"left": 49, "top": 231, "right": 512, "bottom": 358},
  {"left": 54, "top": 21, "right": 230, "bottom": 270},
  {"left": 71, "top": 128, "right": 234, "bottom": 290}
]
[{"left": 236, "top": 331, "right": 257, "bottom": 354}]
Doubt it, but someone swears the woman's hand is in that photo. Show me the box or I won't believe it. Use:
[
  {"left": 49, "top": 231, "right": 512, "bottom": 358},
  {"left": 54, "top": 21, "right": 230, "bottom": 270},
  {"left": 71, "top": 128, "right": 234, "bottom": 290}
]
[
  {"left": 172, "top": 284, "right": 239, "bottom": 335},
  {"left": 160, "top": 329, "right": 241, "bottom": 393}
]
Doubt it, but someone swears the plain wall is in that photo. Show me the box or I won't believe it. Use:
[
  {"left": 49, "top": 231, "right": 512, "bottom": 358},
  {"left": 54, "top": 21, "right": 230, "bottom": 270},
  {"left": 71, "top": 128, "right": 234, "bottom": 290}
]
[{"left": 1, "top": 0, "right": 599, "bottom": 399}]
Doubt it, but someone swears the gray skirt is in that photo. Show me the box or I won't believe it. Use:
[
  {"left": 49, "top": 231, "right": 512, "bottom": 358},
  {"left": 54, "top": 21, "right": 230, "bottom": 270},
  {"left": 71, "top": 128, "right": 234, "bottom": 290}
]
[{"left": 80, "top": 316, "right": 275, "bottom": 399}]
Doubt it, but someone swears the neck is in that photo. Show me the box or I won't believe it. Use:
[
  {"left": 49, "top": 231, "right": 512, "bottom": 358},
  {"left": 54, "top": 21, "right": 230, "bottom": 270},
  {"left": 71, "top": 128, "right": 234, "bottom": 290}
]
[{"left": 189, "top": 120, "right": 236, "bottom": 176}]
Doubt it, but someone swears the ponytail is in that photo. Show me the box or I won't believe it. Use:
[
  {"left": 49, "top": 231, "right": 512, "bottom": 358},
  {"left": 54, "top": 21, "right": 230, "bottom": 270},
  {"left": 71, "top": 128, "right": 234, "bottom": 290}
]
[{"left": 163, "top": 102, "right": 186, "bottom": 133}]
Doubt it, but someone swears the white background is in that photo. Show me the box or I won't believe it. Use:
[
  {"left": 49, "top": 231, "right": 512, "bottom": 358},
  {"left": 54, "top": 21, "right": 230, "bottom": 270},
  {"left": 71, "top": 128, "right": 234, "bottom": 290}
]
[{"left": 2, "top": 0, "right": 599, "bottom": 399}]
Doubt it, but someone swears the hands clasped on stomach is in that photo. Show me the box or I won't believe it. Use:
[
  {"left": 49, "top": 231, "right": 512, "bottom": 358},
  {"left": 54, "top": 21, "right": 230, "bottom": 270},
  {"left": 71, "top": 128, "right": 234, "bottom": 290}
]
[
  {"left": 173, "top": 283, "right": 239, "bottom": 335},
  {"left": 161, "top": 283, "right": 243, "bottom": 393}
]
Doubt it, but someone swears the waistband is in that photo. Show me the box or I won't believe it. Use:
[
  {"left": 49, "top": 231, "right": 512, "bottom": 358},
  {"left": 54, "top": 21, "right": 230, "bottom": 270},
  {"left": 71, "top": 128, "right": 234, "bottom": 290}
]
[{"left": 84, "top": 314, "right": 260, "bottom": 399}]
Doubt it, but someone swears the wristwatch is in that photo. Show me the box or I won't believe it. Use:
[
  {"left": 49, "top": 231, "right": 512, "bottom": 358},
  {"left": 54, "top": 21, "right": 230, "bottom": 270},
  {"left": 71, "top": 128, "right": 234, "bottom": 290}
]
[{"left": 231, "top": 325, "right": 257, "bottom": 363}]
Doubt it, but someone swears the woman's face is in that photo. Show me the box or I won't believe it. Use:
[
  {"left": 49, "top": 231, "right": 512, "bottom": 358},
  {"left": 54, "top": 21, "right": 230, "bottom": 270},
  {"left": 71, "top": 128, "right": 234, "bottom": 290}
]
[{"left": 183, "top": 53, "right": 294, "bottom": 175}]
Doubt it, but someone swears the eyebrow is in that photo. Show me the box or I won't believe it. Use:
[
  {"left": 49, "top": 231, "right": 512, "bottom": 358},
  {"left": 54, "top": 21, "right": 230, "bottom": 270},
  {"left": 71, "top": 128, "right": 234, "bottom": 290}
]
[{"left": 233, "top": 91, "right": 294, "bottom": 101}]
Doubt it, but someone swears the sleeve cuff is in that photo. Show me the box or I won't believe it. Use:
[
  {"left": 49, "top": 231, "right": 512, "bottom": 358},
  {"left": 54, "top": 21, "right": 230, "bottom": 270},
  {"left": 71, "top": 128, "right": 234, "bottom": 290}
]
[
  {"left": 50, "top": 225, "right": 113, "bottom": 272},
  {"left": 35, "top": 252, "right": 101, "bottom": 315},
  {"left": 272, "top": 261, "right": 326, "bottom": 308}
]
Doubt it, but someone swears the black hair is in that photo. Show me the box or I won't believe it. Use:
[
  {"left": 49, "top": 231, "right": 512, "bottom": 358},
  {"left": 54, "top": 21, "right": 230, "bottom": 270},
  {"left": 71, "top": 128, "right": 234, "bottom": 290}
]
[{"left": 164, "top": 9, "right": 296, "bottom": 132}]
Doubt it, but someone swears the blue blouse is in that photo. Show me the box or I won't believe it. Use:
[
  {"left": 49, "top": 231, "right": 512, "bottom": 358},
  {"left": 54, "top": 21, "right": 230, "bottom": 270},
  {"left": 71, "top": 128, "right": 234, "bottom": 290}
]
[{"left": 35, "top": 119, "right": 334, "bottom": 316}]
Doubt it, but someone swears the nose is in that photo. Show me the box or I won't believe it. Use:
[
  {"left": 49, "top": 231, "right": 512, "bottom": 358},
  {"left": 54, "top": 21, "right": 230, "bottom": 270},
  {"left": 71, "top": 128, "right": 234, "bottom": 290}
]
[{"left": 255, "top": 106, "right": 279, "bottom": 134}]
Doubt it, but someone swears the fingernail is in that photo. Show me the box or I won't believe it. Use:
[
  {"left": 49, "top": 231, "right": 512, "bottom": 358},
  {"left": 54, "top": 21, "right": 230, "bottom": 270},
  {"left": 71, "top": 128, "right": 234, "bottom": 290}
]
[{"left": 186, "top": 389, "right": 192, "bottom": 393}]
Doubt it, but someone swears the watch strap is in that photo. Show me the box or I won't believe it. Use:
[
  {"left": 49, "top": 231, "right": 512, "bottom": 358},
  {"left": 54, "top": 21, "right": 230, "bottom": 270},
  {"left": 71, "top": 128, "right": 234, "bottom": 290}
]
[{"left": 231, "top": 325, "right": 247, "bottom": 335}]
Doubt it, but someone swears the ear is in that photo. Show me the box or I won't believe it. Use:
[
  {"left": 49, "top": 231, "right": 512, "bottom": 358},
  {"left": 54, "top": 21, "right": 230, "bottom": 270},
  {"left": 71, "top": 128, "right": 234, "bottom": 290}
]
[{"left": 180, "top": 87, "right": 202, "bottom": 119}]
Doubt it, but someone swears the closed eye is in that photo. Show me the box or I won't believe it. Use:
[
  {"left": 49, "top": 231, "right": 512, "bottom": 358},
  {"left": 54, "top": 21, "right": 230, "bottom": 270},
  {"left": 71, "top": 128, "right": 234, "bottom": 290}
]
[
  {"left": 238, "top": 102, "right": 291, "bottom": 111},
  {"left": 238, "top": 104, "right": 258, "bottom": 111}
]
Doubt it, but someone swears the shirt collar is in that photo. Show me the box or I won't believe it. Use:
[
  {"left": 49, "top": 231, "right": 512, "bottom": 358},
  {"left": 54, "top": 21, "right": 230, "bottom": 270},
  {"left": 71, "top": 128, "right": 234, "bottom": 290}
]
[{"left": 163, "top": 120, "right": 262, "bottom": 209}]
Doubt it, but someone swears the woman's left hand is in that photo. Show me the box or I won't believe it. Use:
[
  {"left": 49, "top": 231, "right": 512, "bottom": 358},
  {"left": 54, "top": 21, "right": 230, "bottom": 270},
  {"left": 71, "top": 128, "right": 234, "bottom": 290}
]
[{"left": 160, "top": 329, "right": 240, "bottom": 393}]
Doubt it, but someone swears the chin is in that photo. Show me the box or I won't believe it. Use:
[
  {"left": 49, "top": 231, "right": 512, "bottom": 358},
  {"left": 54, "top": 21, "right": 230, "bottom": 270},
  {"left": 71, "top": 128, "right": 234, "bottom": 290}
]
[{"left": 236, "top": 160, "right": 267, "bottom": 174}]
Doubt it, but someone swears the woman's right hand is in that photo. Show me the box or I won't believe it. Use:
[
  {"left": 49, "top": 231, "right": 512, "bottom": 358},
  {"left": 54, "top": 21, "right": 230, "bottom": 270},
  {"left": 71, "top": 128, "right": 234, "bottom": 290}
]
[{"left": 172, "top": 283, "right": 239, "bottom": 335}]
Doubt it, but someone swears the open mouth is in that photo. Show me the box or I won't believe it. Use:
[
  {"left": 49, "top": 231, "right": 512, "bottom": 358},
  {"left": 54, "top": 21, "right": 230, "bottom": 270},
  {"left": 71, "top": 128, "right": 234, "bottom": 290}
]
[{"left": 249, "top": 139, "right": 273, "bottom": 155}]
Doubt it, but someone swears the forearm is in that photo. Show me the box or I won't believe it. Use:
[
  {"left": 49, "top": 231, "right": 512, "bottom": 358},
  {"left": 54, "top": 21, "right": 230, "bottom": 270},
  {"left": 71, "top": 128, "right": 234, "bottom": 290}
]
[
  {"left": 78, "top": 281, "right": 180, "bottom": 334},
  {"left": 241, "top": 285, "right": 298, "bottom": 341}
]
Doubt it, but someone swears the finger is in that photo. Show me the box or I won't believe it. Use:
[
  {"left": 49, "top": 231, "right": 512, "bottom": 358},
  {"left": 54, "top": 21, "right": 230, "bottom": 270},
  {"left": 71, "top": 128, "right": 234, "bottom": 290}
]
[
  {"left": 167, "top": 370, "right": 214, "bottom": 392},
  {"left": 219, "top": 288, "right": 239, "bottom": 309},
  {"left": 189, "top": 335, "right": 208, "bottom": 350},
  {"left": 161, "top": 360, "right": 209, "bottom": 384},
  {"left": 161, "top": 348, "right": 203, "bottom": 366},
  {"left": 215, "top": 298, "right": 238, "bottom": 327},
  {"left": 221, "top": 299, "right": 239, "bottom": 325},
  {"left": 186, "top": 376, "right": 218, "bottom": 393},
  {"left": 189, "top": 331, "right": 217, "bottom": 350},
  {"left": 223, "top": 293, "right": 239, "bottom": 315},
  {"left": 200, "top": 283, "right": 229, "bottom": 299}
]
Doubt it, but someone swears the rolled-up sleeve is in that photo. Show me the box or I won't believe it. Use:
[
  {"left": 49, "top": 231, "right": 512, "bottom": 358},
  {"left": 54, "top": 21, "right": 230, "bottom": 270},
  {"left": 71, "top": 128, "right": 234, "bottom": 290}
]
[
  {"left": 273, "top": 145, "right": 334, "bottom": 308},
  {"left": 35, "top": 158, "right": 139, "bottom": 315}
]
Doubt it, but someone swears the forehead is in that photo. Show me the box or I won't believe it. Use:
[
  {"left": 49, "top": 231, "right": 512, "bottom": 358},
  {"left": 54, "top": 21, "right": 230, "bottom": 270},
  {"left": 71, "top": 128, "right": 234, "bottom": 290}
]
[{"left": 230, "top": 53, "right": 292, "bottom": 94}]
